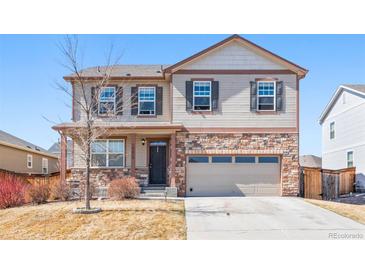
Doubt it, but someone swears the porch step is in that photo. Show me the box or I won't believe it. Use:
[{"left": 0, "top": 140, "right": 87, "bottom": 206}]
[{"left": 140, "top": 186, "right": 167, "bottom": 197}]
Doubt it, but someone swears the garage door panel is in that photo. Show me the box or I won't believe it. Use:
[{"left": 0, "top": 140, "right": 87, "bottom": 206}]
[{"left": 187, "top": 156, "right": 280, "bottom": 197}]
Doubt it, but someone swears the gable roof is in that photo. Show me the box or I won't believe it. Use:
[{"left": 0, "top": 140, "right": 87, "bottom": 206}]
[
  {"left": 48, "top": 140, "right": 73, "bottom": 154},
  {"left": 319, "top": 84, "right": 365, "bottom": 124},
  {"left": 164, "top": 34, "right": 308, "bottom": 78},
  {"left": 0, "top": 130, "right": 57, "bottom": 158},
  {"left": 64, "top": 64, "right": 169, "bottom": 81},
  {"left": 300, "top": 155, "right": 322, "bottom": 168}
]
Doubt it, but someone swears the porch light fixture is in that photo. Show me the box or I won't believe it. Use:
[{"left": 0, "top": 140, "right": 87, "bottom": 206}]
[{"left": 141, "top": 138, "right": 146, "bottom": 146}]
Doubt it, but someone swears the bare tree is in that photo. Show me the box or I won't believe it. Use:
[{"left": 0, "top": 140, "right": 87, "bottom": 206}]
[{"left": 56, "top": 35, "right": 135, "bottom": 210}]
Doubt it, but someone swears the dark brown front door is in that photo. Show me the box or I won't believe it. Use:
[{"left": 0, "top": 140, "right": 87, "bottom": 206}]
[{"left": 149, "top": 141, "right": 167, "bottom": 185}]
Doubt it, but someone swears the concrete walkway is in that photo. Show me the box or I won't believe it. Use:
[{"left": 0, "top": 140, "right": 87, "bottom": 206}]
[{"left": 184, "top": 197, "right": 365, "bottom": 240}]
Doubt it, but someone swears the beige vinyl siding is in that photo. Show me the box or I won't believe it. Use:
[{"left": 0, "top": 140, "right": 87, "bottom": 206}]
[
  {"left": 73, "top": 80, "right": 170, "bottom": 123},
  {"left": 0, "top": 144, "right": 59, "bottom": 174},
  {"left": 183, "top": 41, "right": 287, "bottom": 70},
  {"left": 172, "top": 74, "right": 298, "bottom": 128}
]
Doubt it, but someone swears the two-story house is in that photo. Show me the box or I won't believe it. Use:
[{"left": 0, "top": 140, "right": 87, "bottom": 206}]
[
  {"left": 53, "top": 35, "right": 308, "bottom": 197},
  {"left": 319, "top": 84, "right": 365, "bottom": 192}
]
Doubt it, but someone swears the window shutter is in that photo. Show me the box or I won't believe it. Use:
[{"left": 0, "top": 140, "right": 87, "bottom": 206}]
[
  {"left": 276, "top": 81, "right": 284, "bottom": 111},
  {"left": 156, "top": 86, "right": 163, "bottom": 115},
  {"left": 131, "top": 87, "right": 138, "bottom": 115},
  {"left": 91, "top": 87, "right": 98, "bottom": 115},
  {"left": 250, "top": 81, "right": 257, "bottom": 111},
  {"left": 116, "top": 86, "right": 123, "bottom": 115},
  {"left": 186, "top": 81, "right": 193, "bottom": 111},
  {"left": 212, "top": 81, "right": 219, "bottom": 111}
]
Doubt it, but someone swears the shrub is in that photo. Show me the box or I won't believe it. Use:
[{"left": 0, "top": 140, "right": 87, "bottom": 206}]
[
  {"left": 108, "top": 177, "right": 140, "bottom": 200},
  {"left": 50, "top": 181, "right": 71, "bottom": 201},
  {"left": 0, "top": 172, "right": 28, "bottom": 209},
  {"left": 27, "top": 181, "right": 50, "bottom": 204}
]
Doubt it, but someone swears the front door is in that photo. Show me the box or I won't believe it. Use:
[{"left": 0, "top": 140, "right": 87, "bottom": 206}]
[{"left": 149, "top": 141, "right": 167, "bottom": 185}]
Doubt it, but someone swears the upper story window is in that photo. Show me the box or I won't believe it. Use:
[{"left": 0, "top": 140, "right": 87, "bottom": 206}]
[
  {"left": 91, "top": 139, "right": 125, "bottom": 167},
  {"left": 42, "top": 158, "right": 48, "bottom": 174},
  {"left": 27, "top": 154, "right": 33, "bottom": 169},
  {"left": 138, "top": 87, "right": 156, "bottom": 115},
  {"left": 330, "top": 122, "right": 335, "bottom": 140},
  {"left": 347, "top": 151, "right": 354, "bottom": 168},
  {"left": 193, "top": 81, "right": 211, "bottom": 111},
  {"left": 257, "top": 81, "right": 276, "bottom": 111},
  {"left": 98, "top": 87, "right": 116, "bottom": 115}
]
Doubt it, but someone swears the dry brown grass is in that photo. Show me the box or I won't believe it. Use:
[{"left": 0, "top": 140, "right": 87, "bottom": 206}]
[
  {"left": 0, "top": 199, "right": 186, "bottom": 240},
  {"left": 306, "top": 199, "right": 365, "bottom": 225}
]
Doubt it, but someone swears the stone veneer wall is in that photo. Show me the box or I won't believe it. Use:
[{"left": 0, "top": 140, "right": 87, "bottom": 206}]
[
  {"left": 175, "top": 133, "right": 299, "bottom": 197},
  {"left": 70, "top": 167, "right": 148, "bottom": 197}
]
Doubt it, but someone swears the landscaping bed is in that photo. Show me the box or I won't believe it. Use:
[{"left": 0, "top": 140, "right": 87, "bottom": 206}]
[{"left": 0, "top": 199, "right": 186, "bottom": 240}]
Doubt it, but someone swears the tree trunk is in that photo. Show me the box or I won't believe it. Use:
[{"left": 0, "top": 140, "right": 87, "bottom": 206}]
[{"left": 85, "top": 120, "right": 92, "bottom": 210}]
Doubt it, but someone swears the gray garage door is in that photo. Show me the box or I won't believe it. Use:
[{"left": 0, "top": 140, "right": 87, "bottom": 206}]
[{"left": 186, "top": 155, "right": 281, "bottom": 197}]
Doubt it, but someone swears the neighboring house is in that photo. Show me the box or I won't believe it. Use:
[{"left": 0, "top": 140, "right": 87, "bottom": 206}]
[
  {"left": 48, "top": 140, "right": 73, "bottom": 168},
  {"left": 319, "top": 84, "right": 365, "bottom": 192},
  {"left": 53, "top": 34, "right": 308, "bottom": 197},
  {"left": 0, "top": 130, "right": 59, "bottom": 175},
  {"left": 300, "top": 155, "right": 322, "bottom": 168}
]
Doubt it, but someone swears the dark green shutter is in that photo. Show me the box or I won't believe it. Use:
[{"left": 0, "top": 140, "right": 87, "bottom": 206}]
[
  {"left": 156, "top": 86, "right": 163, "bottom": 115},
  {"left": 131, "top": 87, "right": 138, "bottom": 115},
  {"left": 276, "top": 81, "right": 284, "bottom": 111},
  {"left": 91, "top": 87, "right": 98, "bottom": 115},
  {"left": 186, "top": 81, "right": 193, "bottom": 111},
  {"left": 116, "top": 86, "right": 123, "bottom": 115},
  {"left": 212, "top": 81, "right": 219, "bottom": 111},
  {"left": 250, "top": 81, "right": 257, "bottom": 111}
]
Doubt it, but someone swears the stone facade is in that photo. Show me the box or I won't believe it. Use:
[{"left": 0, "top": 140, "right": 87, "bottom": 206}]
[
  {"left": 175, "top": 132, "right": 299, "bottom": 197},
  {"left": 70, "top": 167, "right": 148, "bottom": 197}
]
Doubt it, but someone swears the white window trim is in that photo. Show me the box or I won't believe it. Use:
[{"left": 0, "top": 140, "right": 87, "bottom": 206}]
[
  {"left": 27, "top": 154, "right": 33, "bottom": 169},
  {"left": 257, "top": 81, "right": 276, "bottom": 112},
  {"left": 98, "top": 87, "right": 116, "bottom": 115},
  {"left": 330, "top": 121, "right": 335, "bottom": 140},
  {"left": 347, "top": 150, "right": 354, "bottom": 168},
  {"left": 42, "top": 158, "right": 48, "bottom": 174},
  {"left": 91, "top": 139, "right": 125, "bottom": 168},
  {"left": 193, "top": 81, "right": 212, "bottom": 111},
  {"left": 138, "top": 86, "right": 156, "bottom": 116}
]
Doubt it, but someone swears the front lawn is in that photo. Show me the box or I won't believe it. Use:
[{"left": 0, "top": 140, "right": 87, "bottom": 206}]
[
  {"left": 306, "top": 199, "right": 365, "bottom": 225},
  {"left": 0, "top": 199, "right": 186, "bottom": 240}
]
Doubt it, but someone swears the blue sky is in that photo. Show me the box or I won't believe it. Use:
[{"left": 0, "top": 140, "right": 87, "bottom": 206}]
[{"left": 1, "top": 34, "right": 365, "bottom": 155}]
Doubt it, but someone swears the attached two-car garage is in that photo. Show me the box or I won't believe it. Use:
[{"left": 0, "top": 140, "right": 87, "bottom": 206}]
[{"left": 186, "top": 155, "right": 281, "bottom": 197}]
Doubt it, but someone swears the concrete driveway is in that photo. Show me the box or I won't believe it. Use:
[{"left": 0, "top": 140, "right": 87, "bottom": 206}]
[{"left": 185, "top": 197, "right": 365, "bottom": 240}]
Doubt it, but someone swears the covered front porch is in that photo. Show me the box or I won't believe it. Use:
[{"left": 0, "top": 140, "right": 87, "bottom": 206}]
[{"left": 55, "top": 123, "right": 182, "bottom": 196}]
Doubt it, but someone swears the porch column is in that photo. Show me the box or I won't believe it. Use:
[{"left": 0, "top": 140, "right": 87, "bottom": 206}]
[
  {"left": 130, "top": 134, "right": 136, "bottom": 177},
  {"left": 170, "top": 133, "right": 176, "bottom": 187},
  {"left": 60, "top": 133, "right": 67, "bottom": 184}
]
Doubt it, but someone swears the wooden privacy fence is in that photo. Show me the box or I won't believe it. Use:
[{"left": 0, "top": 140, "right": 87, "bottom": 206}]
[
  {"left": 0, "top": 168, "right": 71, "bottom": 186},
  {"left": 300, "top": 167, "right": 356, "bottom": 200}
]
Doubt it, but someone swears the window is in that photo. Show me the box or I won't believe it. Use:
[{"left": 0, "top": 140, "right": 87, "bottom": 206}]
[
  {"left": 138, "top": 87, "right": 156, "bottom": 115},
  {"left": 91, "top": 140, "right": 124, "bottom": 167},
  {"left": 27, "top": 154, "right": 33, "bottom": 168},
  {"left": 98, "top": 87, "right": 115, "bottom": 115},
  {"left": 42, "top": 158, "right": 48, "bottom": 174},
  {"left": 330, "top": 122, "right": 335, "bottom": 140},
  {"left": 257, "top": 81, "right": 276, "bottom": 111},
  {"left": 193, "top": 81, "right": 211, "bottom": 111},
  {"left": 188, "top": 156, "right": 209, "bottom": 163},
  {"left": 212, "top": 156, "right": 232, "bottom": 163},
  {"left": 347, "top": 151, "right": 354, "bottom": 168},
  {"left": 235, "top": 156, "right": 256, "bottom": 163},
  {"left": 258, "top": 157, "right": 279, "bottom": 163}
]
